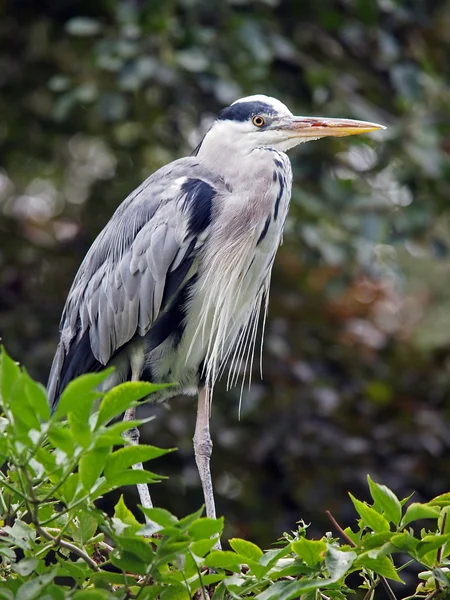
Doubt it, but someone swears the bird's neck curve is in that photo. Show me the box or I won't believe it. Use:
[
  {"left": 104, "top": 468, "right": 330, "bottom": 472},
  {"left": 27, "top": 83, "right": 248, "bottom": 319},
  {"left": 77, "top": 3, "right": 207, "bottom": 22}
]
[{"left": 196, "top": 132, "right": 288, "bottom": 193}]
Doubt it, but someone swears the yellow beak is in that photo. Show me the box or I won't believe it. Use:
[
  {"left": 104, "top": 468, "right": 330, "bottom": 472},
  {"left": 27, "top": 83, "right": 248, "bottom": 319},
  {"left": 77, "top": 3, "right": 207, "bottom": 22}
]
[{"left": 283, "top": 116, "right": 386, "bottom": 138}]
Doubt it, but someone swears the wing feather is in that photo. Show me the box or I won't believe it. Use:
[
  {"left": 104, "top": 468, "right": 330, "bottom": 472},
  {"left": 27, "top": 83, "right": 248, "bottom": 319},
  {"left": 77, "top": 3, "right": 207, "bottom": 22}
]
[{"left": 48, "top": 158, "right": 222, "bottom": 407}]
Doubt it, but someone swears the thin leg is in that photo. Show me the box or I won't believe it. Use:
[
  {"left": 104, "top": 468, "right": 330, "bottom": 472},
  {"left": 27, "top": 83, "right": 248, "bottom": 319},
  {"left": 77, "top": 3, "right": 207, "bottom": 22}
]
[
  {"left": 123, "top": 406, "right": 153, "bottom": 515},
  {"left": 122, "top": 354, "right": 153, "bottom": 518},
  {"left": 194, "top": 387, "right": 221, "bottom": 548}
]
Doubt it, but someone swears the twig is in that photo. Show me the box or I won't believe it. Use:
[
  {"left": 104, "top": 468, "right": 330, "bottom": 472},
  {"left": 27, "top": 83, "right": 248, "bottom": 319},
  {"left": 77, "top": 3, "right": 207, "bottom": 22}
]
[
  {"left": 325, "top": 510, "right": 398, "bottom": 600},
  {"left": 36, "top": 524, "right": 99, "bottom": 571}
]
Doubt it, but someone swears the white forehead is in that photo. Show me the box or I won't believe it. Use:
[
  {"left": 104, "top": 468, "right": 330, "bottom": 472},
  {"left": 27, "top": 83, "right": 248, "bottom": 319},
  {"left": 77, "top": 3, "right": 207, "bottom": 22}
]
[{"left": 232, "top": 94, "right": 293, "bottom": 116}]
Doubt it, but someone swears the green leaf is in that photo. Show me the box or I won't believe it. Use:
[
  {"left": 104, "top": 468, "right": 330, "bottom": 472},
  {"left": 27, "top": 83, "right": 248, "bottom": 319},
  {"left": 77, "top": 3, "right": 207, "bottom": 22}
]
[
  {"left": 189, "top": 517, "right": 224, "bottom": 540},
  {"left": 96, "top": 381, "right": 168, "bottom": 426},
  {"left": 229, "top": 538, "right": 263, "bottom": 562},
  {"left": 401, "top": 503, "right": 440, "bottom": 527},
  {"left": 355, "top": 554, "right": 403, "bottom": 582},
  {"left": 140, "top": 506, "right": 179, "bottom": 527},
  {"left": 429, "top": 493, "right": 450, "bottom": 508},
  {"left": 22, "top": 372, "right": 50, "bottom": 422},
  {"left": 68, "top": 411, "right": 93, "bottom": 448},
  {"left": 16, "top": 571, "right": 57, "bottom": 600},
  {"left": 104, "top": 444, "right": 172, "bottom": 480},
  {"left": 47, "top": 424, "right": 75, "bottom": 455},
  {"left": 79, "top": 446, "right": 110, "bottom": 491},
  {"left": 2, "top": 520, "right": 35, "bottom": 550},
  {"left": 325, "top": 546, "right": 357, "bottom": 582},
  {"left": 111, "top": 549, "right": 148, "bottom": 575},
  {"left": 113, "top": 494, "right": 142, "bottom": 532},
  {"left": 291, "top": 538, "right": 326, "bottom": 567},
  {"left": 93, "top": 418, "right": 149, "bottom": 447},
  {"left": 190, "top": 538, "right": 218, "bottom": 557},
  {"left": 72, "top": 591, "right": 111, "bottom": 599},
  {"left": 89, "top": 571, "right": 137, "bottom": 587},
  {"left": 57, "top": 557, "right": 91, "bottom": 584},
  {"left": 391, "top": 531, "right": 419, "bottom": 553},
  {"left": 349, "top": 493, "right": 390, "bottom": 532},
  {"left": 11, "top": 557, "right": 39, "bottom": 576},
  {"left": 255, "top": 578, "right": 332, "bottom": 600},
  {"left": 367, "top": 475, "right": 402, "bottom": 525},
  {"left": 204, "top": 550, "right": 244, "bottom": 571},
  {"left": 179, "top": 507, "right": 205, "bottom": 529},
  {"left": 417, "top": 534, "right": 450, "bottom": 559},
  {"left": 360, "top": 531, "right": 392, "bottom": 551},
  {"left": 54, "top": 370, "right": 112, "bottom": 419},
  {"left": 95, "top": 469, "right": 161, "bottom": 497},
  {"left": 78, "top": 512, "right": 99, "bottom": 543},
  {"left": 115, "top": 534, "right": 154, "bottom": 562},
  {"left": 0, "top": 348, "right": 21, "bottom": 406}
]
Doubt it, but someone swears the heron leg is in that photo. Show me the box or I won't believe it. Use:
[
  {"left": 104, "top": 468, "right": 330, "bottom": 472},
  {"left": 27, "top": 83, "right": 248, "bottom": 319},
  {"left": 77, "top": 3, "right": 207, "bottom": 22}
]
[
  {"left": 194, "top": 387, "right": 221, "bottom": 548},
  {"left": 123, "top": 406, "right": 153, "bottom": 516}
]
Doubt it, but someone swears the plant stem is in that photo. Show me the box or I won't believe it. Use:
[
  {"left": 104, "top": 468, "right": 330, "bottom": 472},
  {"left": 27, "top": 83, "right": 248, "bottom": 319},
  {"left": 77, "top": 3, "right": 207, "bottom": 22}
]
[{"left": 325, "top": 510, "right": 398, "bottom": 600}]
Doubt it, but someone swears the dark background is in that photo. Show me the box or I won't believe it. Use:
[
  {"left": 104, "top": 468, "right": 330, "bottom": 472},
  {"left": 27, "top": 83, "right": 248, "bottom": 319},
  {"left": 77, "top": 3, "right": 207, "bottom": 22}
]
[{"left": 1, "top": 0, "right": 450, "bottom": 584}]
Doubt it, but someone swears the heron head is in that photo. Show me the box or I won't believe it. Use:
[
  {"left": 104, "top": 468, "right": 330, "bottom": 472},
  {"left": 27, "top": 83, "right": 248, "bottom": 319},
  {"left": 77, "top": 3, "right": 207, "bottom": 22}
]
[{"left": 208, "top": 94, "right": 385, "bottom": 153}]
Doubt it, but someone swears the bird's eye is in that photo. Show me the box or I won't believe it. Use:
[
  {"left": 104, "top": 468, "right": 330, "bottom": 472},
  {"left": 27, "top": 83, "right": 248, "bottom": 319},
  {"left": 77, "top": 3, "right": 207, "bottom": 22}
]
[{"left": 252, "top": 116, "right": 265, "bottom": 127}]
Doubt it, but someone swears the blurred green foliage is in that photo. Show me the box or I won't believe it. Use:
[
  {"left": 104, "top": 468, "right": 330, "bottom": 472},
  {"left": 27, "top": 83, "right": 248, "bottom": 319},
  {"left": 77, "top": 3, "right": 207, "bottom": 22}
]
[{"left": 1, "top": 0, "right": 450, "bottom": 596}]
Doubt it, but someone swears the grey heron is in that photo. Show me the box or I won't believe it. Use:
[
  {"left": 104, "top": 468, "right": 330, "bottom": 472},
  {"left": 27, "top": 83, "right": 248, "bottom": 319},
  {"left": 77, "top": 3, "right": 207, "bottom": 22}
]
[{"left": 48, "top": 95, "right": 384, "bottom": 533}]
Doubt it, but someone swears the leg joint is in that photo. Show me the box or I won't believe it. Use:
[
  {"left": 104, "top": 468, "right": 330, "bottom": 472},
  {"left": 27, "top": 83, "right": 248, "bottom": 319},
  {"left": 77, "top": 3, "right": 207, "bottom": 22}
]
[
  {"left": 193, "top": 430, "right": 213, "bottom": 458},
  {"left": 123, "top": 426, "right": 140, "bottom": 445}
]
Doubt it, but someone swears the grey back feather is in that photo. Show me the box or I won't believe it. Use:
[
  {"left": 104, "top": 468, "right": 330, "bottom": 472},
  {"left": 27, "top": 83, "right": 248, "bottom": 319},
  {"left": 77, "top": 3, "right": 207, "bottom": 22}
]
[{"left": 48, "top": 157, "right": 228, "bottom": 404}]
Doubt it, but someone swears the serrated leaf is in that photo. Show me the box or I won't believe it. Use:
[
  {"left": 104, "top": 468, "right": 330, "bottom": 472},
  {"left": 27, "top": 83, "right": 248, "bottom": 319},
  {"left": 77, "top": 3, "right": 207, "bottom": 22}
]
[
  {"left": 104, "top": 444, "right": 172, "bottom": 479},
  {"left": 429, "top": 493, "right": 450, "bottom": 508},
  {"left": 229, "top": 538, "right": 263, "bottom": 562},
  {"left": 349, "top": 493, "right": 390, "bottom": 532},
  {"left": 417, "top": 534, "right": 450, "bottom": 559},
  {"left": 355, "top": 553, "right": 403, "bottom": 582},
  {"left": 189, "top": 517, "right": 224, "bottom": 540},
  {"left": 291, "top": 537, "right": 326, "bottom": 567},
  {"left": 96, "top": 381, "right": 168, "bottom": 426},
  {"left": 391, "top": 531, "right": 419, "bottom": 552},
  {"left": 401, "top": 503, "right": 440, "bottom": 527},
  {"left": 325, "top": 546, "right": 357, "bottom": 581},
  {"left": 179, "top": 507, "right": 205, "bottom": 529},
  {"left": 360, "top": 531, "right": 392, "bottom": 551},
  {"left": 367, "top": 475, "right": 402, "bottom": 525},
  {"left": 79, "top": 446, "right": 110, "bottom": 491}
]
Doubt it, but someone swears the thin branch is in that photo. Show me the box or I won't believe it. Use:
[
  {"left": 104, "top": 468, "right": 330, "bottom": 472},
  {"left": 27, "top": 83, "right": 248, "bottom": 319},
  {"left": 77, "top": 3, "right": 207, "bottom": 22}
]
[
  {"left": 325, "top": 510, "right": 398, "bottom": 600},
  {"left": 325, "top": 510, "right": 357, "bottom": 547},
  {"left": 36, "top": 524, "right": 99, "bottom": 571}
]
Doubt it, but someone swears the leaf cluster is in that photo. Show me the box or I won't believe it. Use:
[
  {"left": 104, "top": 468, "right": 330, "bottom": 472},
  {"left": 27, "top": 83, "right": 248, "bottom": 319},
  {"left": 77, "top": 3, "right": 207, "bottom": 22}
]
[{"left": 0, "top": 347, "right": 449, "bottom": 599}]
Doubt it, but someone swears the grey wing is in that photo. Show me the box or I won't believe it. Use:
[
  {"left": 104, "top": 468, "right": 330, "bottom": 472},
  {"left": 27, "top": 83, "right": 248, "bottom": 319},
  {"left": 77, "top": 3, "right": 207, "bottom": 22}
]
[{"left": 47, "top": 158, "right": 220, "bottom": 407}]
